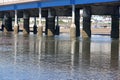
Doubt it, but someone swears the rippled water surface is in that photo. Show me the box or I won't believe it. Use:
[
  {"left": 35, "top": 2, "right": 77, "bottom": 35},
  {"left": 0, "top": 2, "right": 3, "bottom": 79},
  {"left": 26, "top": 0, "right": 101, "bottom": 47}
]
[{"left": 0, "top": 32, "right": 120, "bottom": 80}]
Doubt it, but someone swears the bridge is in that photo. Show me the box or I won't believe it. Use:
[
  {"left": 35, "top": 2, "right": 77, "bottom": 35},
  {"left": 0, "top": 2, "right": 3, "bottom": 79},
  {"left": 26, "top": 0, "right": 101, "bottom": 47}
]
[{"left": 0, "top": 0, "right": 119, "bottom": 38}]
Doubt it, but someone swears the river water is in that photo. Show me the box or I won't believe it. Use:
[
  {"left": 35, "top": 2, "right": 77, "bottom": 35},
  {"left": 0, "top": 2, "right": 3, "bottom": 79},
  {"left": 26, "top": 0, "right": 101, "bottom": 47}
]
[{"left": 0, "top": 32, "right": 119, "bottom": 80}]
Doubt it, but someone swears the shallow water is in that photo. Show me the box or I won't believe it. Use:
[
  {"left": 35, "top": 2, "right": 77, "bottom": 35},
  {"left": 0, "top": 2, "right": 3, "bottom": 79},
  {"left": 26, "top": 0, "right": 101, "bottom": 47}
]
[{"left": 0, "top": 32, "right": 120, "bottom": 80}]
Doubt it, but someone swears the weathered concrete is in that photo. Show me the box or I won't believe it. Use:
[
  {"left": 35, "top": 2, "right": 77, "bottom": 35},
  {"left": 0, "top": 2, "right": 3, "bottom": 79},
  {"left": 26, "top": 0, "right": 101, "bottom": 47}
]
[
  {"left": 14, "top": 10, "right": 19, "bottom": 34},
  {"left": 82, "top": 7, "right": 91, "bottom": 38},
  {"left": 33, "top": 25, "right": 37, "bottom": 34},
  {"left": 70, "top": 5, "right": 76, "bottom": 38},
  {"left": 111, "top": 6, "right": 119, "bottom": 39},
  {"left": 23, "top": 12, "right": 30, "bottom": 36},
  {"left": 37, "top": 24, "right": 43, "bottom": 36},
  {"left": 47, "top": 16, "right": 55, "bottom": 36},
  {"left": 75, "top": 8, "right": 80, "bottom": 37},
  {"left": 55, "top": 16, "right": 60, "bottom": 35},
  {"left": 33, "top": 17, "right": 37, "bottom": 34},
  {"left": 3, "top": 14, "right": 13, "bottom": 33},
  {"left": 92, "top": 6, "right": 115, "bottom": 15},
  {"left": 45, "top": 16, "right": 48, "bottom": 35},
  {"left": 1, "top": 24, "right": 4, "bottom": 32},
  {"left": 70, "top": 24, "right": 76, "bottom": 38},
  {"left": 37, "top": 8, "right": 43, "bottom": 36},
  {"left": 14, "top": 25, "right": 19, "bottom": 34},
  {"left": 1, "top": 18, "right": 4, "bottom": 31},
  {"left": 55, "top": 25, "right": 60, "bottom": 35}
]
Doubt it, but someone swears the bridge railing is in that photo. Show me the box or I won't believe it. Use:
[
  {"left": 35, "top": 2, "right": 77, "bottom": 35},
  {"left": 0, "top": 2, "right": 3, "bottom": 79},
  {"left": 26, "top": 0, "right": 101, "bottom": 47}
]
[{"left": 0, "top": 0, "right": 42, "bottom": 5}]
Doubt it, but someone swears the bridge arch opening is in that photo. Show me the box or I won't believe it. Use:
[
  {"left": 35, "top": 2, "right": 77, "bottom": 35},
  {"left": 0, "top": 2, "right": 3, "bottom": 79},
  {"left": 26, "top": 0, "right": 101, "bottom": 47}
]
[
  {"left": 91, "top": 15, "right": 111, "bottom": 36},
  {"left": 55, "top": 16, "right": 71, "bottom": 35}
]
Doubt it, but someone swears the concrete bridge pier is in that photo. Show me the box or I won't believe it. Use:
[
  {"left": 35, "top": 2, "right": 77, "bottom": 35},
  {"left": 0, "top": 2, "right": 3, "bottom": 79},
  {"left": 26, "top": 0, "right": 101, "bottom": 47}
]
[
  {"left": 37, "top": 8, "right": 43, "bottom": 36},
  {"left": 55, "top": 16, "right": 60, "bottom": 35},
  {"left": 14, "top": 10, "right": 19, "bottom": 34},
  {"left": 75, "top": 8, "right": 80, "bottom": 37},
  {"left": 3, "top": 13, "right": 12, "bottom": 33},
  {"left": 45, "top": 16, "right": 48, "bottom": 35},
  {"left": 46, "top": 9, "right": 55, "bottom": 36},
  {"left": 70, "top": 5, "right": 76, "bottom": 38},
  {"left": 23, "top": 12, "right": 30, "bottom": 36},
  {"left": 33, "top": 17, "right": 37, "bottom": 34},
  {"left": 1, "top": 18, "right": 4, "bottom": 32},
  {"left": 111, "top": 6, "right": 119, "bottom": 39},
  {"left": 47, "top": 16, "right": 55, "bottom": 36},
  {"left": 82, "top": 7, "right": 91, "bottom": 38}
]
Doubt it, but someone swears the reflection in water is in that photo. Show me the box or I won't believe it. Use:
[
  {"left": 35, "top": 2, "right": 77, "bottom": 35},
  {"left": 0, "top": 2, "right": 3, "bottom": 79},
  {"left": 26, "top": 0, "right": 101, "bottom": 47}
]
[
  {"left": 82, "top": 38, "right": 91, "bottom": 68},
  {"left": 23, "top": 36, "right": 30, "bottom": 61},
  {"left": 109, "top": 39, "right": 119, "bottom": 80},
  {"left": 45, "top": 37, "right": 55, "bottom": 55},
  {"left": 34, "top": 36, "right": 37, "bottom": 55},
  {"left": 110, "top": 39, "right": 119, "bottom": 70},
  {"left": 14, "top": 35, "right": 17, "bottom": 64},
  {"left": 55, "top": 38, "right": 59, "bottom": 55},
  {"left": 38, "top": 37, "right": 42, "bottom": 60},
  {"left": 70, "top": 38, "right": 80, "bottom": 79},
  {"left": 71, "top": 38, "right": 80, "bottom": 67},
  {"left": 13, "top": 35, "right": 18, "bottom": 80},
  {"left": 0, "top": 33, "right": 120, "bottom": 80}
]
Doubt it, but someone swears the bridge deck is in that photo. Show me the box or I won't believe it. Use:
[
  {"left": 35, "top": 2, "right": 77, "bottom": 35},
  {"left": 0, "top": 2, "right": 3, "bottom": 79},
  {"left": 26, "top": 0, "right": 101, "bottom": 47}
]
[
  {"left": 0, "top": 0, "right": 119, "bottom": 11},
  {"left": 0, "top": 0, "right": 42, "bottom": 5}
]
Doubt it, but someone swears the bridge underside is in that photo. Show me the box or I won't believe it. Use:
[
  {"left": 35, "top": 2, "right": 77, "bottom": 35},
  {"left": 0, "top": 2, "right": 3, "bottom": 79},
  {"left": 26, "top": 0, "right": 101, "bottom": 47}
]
[
  {"left": 0, "top": 1, "right": 119, "bottom": 18},
  {"left": 0, "top": 0, "right": 119, "bottom": 38}
]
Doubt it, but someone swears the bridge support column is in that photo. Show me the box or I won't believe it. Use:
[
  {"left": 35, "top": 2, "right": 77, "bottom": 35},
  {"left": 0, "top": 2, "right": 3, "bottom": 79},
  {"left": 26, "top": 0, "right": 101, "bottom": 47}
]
[
  {"left": 3, "top": 14, "right": 12, "bottom": 33},
  {"left": 14, "top": 10, "right": 19, "bottom": 34},
  {"left": 33, "top": 17, "right": 37, "bottom": 34},
  {"left": 46, "top": 9, "right": 55, "bottom": 36},
  {"left": 45, "top": 16, "right": 48, "bottom": 35},
  {"left": 82, "top": 7, "right": 91, "bottom": 38},
  {"left": 75, "top": 8, "right": 80, "bottom": 37},
  {"left": 1, "top": 18, "right": 4, "bottom": 32},
  {"left": 55, "top": 16, "right": 60, "bottom": 35},
  {"left": 38, "top": 8, "right": 43, "bottom": 36},
  {"left": 111, "top": 6, "right": 119, "bottom": 39},
  {"left": 23, "top": 12, "right": 30, "bottom": 36},
  {"left": 70, "top": 5, "right": 76, "bottom": 38}
]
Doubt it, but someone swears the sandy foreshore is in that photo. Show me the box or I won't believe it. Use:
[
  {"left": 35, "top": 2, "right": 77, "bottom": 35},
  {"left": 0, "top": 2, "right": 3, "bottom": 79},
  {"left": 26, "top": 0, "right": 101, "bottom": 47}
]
[
  {"left": 28, "top": 27, "right": 111, "bottom": 35},
  {"left": 59, "top": 27, "right": 111, "bottom": 35}
]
